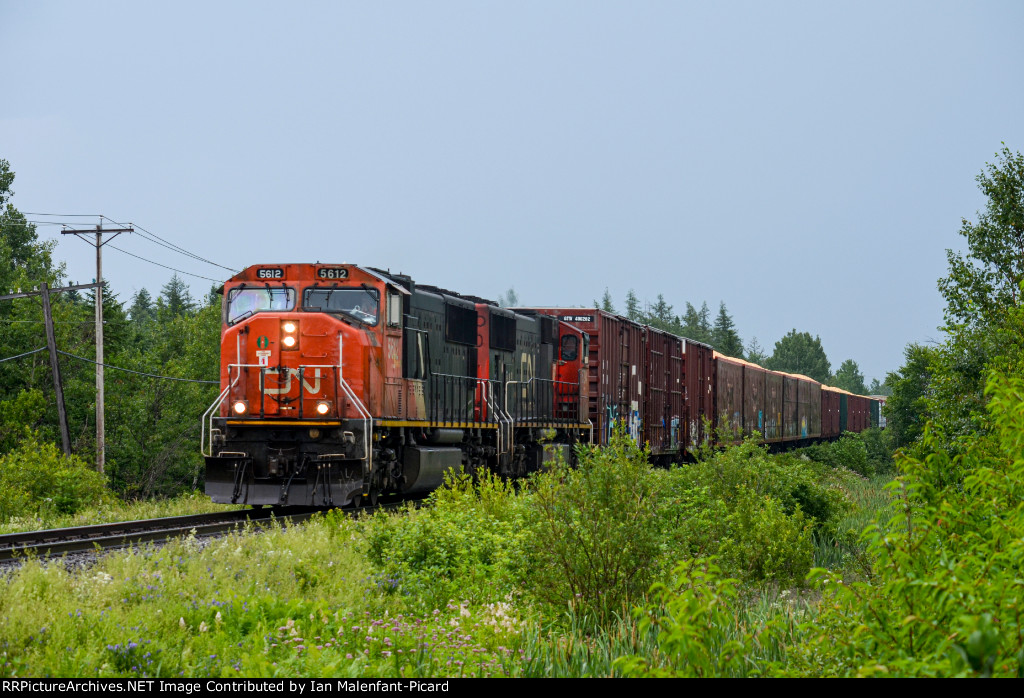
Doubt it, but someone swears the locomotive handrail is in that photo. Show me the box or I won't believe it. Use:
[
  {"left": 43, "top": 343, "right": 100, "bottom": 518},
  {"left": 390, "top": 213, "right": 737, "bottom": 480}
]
[
  {"left": 580, "top": 366, "right": 594, "bottom": 444},
  {"left": 337, "top": 335, "right": 373, "bottom": 477},
  {"left": 201, "top": 384, "right": 233, "bottom": 458},
  {"left": 504, "top": 377, "right": 582, "bottom": 424},
  {"left": 479, "top": 378, "right": 513, "bottom": 460},
  {"left": 427, "top": 372, "right": 492, "bottom": 424},
  {"left": 201, "top": 368, "right": 245, "bottom": 457}
]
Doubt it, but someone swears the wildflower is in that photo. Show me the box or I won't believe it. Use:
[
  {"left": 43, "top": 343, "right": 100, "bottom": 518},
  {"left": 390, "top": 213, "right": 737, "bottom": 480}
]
[
  {"left": 215, "top": 611, "right": 223, "bottom": 625},
  {"left": 179, "top": 618, "right": 186, "bottom": 629},
  {"left": 199, "top": 621, "right": 209, "bottom": 633}
]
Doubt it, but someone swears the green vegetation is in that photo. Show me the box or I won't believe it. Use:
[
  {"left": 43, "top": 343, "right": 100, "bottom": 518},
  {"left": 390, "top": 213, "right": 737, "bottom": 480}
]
[
  {"left": 887, "top": 145, "right": 1024, "bottom": 454},
  {"left": 1, "top": 144, "right": 1022, "bottom": 677},
  {"left": 1, "top": 426, "right": 893, "bottom": 678},
  {"left": 0, "top": 434, "right": 110, "bottom": 522},
  {"left": 0, "top": 158, "right": 221, "bottom": 502},
  {"left": 0, "top": 490, "right": 241, "bottom": 535}
]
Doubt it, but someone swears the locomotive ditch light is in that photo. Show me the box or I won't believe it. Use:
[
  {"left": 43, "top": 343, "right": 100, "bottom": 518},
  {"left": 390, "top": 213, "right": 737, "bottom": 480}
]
[
  {"left": 232, "top": 400, "right": 249, "bottom": 415},
  {"left": 315, "top": 400, "right": 331, "bottom": 415},
  {"left": 281, "top": 320, "right": 299, "bottom": 350}
]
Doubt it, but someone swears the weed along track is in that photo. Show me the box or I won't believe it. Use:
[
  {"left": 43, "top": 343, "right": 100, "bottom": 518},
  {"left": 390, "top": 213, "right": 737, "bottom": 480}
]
[{"left": 0, "top": 502, "right": 408, "bottom": 564}]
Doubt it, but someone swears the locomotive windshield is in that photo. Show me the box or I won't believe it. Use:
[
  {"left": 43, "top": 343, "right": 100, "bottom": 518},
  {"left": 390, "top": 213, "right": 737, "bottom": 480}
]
[
  {"left": 304, "top": 287, "right": 379, "bottom": 326},
  {"left": 226, "top": 286, "right": 296, "bottom": 324}
]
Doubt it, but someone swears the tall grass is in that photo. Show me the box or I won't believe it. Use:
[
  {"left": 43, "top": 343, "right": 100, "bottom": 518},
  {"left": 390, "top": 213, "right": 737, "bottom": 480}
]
[{"left": 0, "top": 491, "right": 242, "bottom": 535}]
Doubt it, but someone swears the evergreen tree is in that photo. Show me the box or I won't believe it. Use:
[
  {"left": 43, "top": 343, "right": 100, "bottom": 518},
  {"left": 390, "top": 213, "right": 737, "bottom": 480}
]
[
  {"left": 498, "top": 287, "right": 519, "bottom": 308},
  {"left": 128, "top": 288, "right": 155, "bottom": 326},
  {"left": 746, "top": 337, "right": 768, "bottom": 365},
  {"left": 624, "top": 289, "right": 641, "bottom": 321},
  {"left": 158, "top": 274, "right": 196, "bottom": 319},
  {"left": 601, "top": 288, "right": 615, "bottom": 313},
  {"left": 680, "top": 302, "right": 711, "bottom": 344},
  {"left": 650, "top": 294, "right": 674, "bottom": 326},
  {"left": 698, "top": 302, "right": 712, "bottom": 342},
  {"left": 711, "top": 302, "right": 743, "bottom": 357}
]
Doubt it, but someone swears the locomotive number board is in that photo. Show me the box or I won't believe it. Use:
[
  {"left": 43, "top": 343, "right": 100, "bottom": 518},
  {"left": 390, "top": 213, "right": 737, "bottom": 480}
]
[
  {"left": 317, "top": 268, "right": 349, "bottom": 279},
  {"left": 256, "top": 268, "right": 284, "bottom": 279}
]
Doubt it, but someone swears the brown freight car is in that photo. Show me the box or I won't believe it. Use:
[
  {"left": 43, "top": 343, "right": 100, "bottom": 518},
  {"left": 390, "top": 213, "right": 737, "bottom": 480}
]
[
  {"left": 520, "top": 308, "right": 714, "bottom": 456},
  {"left": 644, "top": 326, "right": 684, "bottom": 457},
  {"left": 518, "top": 309, "right": 644, "bottom": 446},
  {"left": 821, "top": 385, "right": 842, "bottom": 439},
  {"left": 712, "top": 352, "right": 769, "bottom": 443}
]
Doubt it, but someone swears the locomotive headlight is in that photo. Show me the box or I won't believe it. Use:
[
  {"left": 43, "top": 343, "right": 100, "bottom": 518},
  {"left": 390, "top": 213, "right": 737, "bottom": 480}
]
[
  {"left": 232, "top": 400, "right": 248, "bottom": 415},
  {"left": 280, "top": 320, "right": 299, "bottom": 350},
  {"left": 315, "top": 401, "right": 331, "bottom": 415}
]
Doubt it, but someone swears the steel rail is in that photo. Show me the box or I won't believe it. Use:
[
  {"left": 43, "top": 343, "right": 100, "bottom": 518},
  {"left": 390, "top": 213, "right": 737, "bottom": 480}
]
[{"left": 0, "top": 500, "right": 413, "bottom": 562}]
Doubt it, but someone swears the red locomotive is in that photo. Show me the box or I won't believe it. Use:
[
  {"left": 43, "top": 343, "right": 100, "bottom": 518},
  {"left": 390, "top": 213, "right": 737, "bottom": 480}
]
[
  {"left": 202, "top": 264, "right": 591, "bottom": 507},
  {"left": 203, "top": 265, "right": 881, "bottom": 507}
]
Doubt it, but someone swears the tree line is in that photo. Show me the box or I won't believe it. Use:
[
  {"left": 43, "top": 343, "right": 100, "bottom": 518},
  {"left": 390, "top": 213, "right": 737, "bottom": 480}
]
[
  {"left": 885, "top": 144, "right": 1024, "bottom": 454},
  {"left": 0, "top": 158, "right": 222, "bottom": 499},
  {"left": 500, "top": 286, "right": 883, "bottom": 395}
]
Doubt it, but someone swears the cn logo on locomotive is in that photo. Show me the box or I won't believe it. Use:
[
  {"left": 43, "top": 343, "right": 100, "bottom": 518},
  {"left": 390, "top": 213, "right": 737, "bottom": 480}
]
[{"left": 259, "top": 368, "right": 323, "bottom": 396}]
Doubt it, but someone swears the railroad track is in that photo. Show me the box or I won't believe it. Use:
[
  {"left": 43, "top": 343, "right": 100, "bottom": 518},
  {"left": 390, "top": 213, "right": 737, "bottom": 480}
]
[{"left": 0, "top": 502, "right": 408, "bottom": 562}]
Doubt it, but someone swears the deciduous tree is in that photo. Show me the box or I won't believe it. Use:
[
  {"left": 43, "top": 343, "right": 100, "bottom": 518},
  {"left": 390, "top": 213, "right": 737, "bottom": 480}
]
[
  {"left": 832, "top": 359, "right": 867, "bottom": 395},
  {"left": 765, "top": 330, "right": 830, "bottom": 383}
]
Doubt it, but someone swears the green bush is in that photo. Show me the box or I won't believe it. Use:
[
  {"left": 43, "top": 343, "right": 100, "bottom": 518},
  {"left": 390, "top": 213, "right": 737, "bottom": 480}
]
[
  {"left": 790, "top": 371, "right": 1024, "bottom": 676},
  {"left": 660, "top": 439, "right": 835, "bottom": 584},
  {"left": 719, "top": 489, "right": 812, "bottom": 585},
  {"left": 615, "top": 558, "right": 797, "bottom": 677},
  {"left": 519, "top": 427, "right": 662, "bottom": 619},
  {"left": 802, "top": 433, "right": 870, "bottom": 476},
  {"left": 360, "top": 469, "right": 526, "bottom": 611},
  {"left": 0, "top": 434, "right": 109, "bottom": 521},
  {"left": 860, "top": 428, "right": 894, "bottom": 474},
  {"left": 677, "top": 439, "right": 848, "bottom": 533}
]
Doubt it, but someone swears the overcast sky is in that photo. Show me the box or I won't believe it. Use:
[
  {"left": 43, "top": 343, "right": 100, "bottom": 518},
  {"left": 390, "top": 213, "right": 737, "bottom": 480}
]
[{"left": 3, "top": 1, "right": 1023, "bottom": 383}]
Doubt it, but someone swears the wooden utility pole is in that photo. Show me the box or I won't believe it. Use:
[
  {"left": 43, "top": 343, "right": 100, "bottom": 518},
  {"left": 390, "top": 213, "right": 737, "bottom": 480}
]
[
  {"left": 40, "top": 283, "right": 71, "bottom": 455},
  {"left": 60, "top": 223, "right": 132, "bottom": 473},
  {"left": 0, "top": 281, "right": 101, "bottom": 457}
]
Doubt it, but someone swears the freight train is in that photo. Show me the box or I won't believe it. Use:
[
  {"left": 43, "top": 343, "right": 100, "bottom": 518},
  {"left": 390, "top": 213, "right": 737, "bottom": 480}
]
[{"left": 202, "top": 264, "right": 881, "bottom": 507}]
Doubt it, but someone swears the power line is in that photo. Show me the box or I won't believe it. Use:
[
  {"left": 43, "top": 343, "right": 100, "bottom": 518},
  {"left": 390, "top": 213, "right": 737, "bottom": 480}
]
[
  {"left": 0, "top": 347, "right": 47, "bottom": 364},
  {"left": 101, "top": 215, "right": 237, "bottom": 273},
  {"left": 56, "top": 350, "right": 220, "bottom": 385},
  {"left": 10, "top": 212, "right": 239, "bottom": 275},
  {"left": 7, "top": 217, "right": 229, "bottom": 283},
  {"left": 23, "top": 212, "right": 103, "bottom": 217},
  {"left": 107, "top": 243, "right": 225, "bottom": 283}
]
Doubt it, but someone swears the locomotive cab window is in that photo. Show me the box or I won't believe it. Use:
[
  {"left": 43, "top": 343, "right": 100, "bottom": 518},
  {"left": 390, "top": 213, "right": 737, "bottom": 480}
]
[
  {"left": 226, "top": 287, "right": 296, "bottom": 325},
  {"left": 304, "top": 287, "right": 379, "bottom": 326},
  {"left": 387, "top": 292, "right": 402, "bottom": 328},
  {"left": 560, "top": 334, "right": 579, "bottom": 361}
]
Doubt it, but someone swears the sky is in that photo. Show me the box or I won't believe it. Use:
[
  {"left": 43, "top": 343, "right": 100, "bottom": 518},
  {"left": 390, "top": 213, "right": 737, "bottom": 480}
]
[{"left": 2, "top": 1, "right": 1023, "bottom": 384}]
